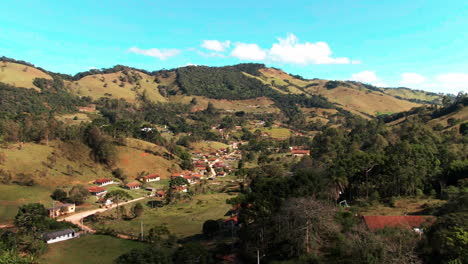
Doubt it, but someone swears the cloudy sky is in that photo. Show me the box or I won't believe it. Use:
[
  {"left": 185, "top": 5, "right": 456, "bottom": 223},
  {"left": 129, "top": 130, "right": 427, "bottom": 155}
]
[{"left": 1, "top": 0, "right": 467, "bottom": 94}]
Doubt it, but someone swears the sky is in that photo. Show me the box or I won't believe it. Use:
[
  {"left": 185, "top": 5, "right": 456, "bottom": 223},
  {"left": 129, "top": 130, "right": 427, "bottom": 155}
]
[{"left": 1, "top": 0, "right": 467, "bottom": 94}]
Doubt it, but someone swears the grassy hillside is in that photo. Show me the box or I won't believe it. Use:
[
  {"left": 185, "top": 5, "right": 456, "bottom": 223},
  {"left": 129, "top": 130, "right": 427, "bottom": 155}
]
[
  {"left": 0, "top": 139, "right": 180, "bottom": 224},
  {"left": 382, "top": 87, "right": 443, "bottom": 104},
  {"left": 0, "top": 59, "right": 432, "bottom": 119},
  {"left": 0, "top": 62, "right": 52, "bottom": 90},
  {"left": 40, "top": 235, "right": 147, "bottom": 264},
  {"left": 170, "top": 95, "right": 280, "bottom": 113},
  {"left": 257, "top": 68, "right": 423, "bottom": 117},
  {"left": 90, "top": 192, "right": 234, "bottom": 237},
  {"left": 66, "top": 70, "right": 167, "bottom": 103}
]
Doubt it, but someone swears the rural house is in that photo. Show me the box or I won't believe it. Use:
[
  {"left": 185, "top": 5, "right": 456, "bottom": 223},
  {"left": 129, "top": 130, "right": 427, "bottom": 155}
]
[
  {"left": 125, "top": 181, "right": 141, "bottom": 190},
  {"left": 42, "top": 229, "right": 77, "bottom": 244},
  {"left": 291, "top": 149, "right": 310, "bottom": 157},
  {"left": 139, "top": 174, "right": 160, "bottom": 183},
  {"left": 48, "top": 203, "right": 75, "bottom": 218},
  {"left": 94, "top": 178, "right": 115, "bottom": 186},
  {"left": 87, "top": 186, "right": 107, "bottom": 196}
]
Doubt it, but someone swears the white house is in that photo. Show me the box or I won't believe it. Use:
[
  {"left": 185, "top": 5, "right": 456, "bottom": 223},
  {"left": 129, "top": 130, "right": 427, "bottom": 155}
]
[
  {"left": 139, "top": 174, "right": 160, "bottom": 183},
  {"left": 94, "top": 178, "right": 115, "bottom": 186},
  {"left": 42, "top": 229, "right": 77, "bottom": 244}
]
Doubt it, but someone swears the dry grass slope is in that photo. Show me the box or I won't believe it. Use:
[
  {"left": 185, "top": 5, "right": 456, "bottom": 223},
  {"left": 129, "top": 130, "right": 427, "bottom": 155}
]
[
  {"left": 0, "top": 62, "right": 52, "bottom": 90},
  {"left": 66, "top": 70, "right": 167, "bottom": 103}
]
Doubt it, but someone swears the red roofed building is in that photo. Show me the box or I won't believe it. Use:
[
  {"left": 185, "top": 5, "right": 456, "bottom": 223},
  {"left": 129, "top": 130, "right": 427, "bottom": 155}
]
[
  {"left": 171, "top": 173, "right": 184, "bottom": 178},
  {"left": 94, "top": 178, "right": 114, "bottom": 186},
  {"left": 362, "top": 215, "right": 435, "bottom": 232},
  {"left": 139, "top": 174, "right": 160, "bottom": 183},
  {"left": 172, "top": 185, "right": 187, "bottom": 193},
  {"left": 291, "top": 149, "right": 310, "bottom": 157},
  {"left": 125, "top": 181, "right": 141, "bottom": 190},
  {"left": 87, "top": 186, "right": 107, "bottom": 196}
]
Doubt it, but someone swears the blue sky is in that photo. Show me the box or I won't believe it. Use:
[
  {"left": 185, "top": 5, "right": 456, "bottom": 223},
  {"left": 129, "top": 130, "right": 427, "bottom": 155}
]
[{"left": 1, "top": 0, "right": 467, "bottom": 94}]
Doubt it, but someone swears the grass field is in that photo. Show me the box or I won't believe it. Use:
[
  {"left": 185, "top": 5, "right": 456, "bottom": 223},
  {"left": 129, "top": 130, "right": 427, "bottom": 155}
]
[
  {"left": 170, "top": 95, "right": 280, "bottom": 113},
  {"left": 0, "top": 62, "right": 52, "bottom": 90},
  {"left": 191, "top": 141, "right": 229, "bottom": 153},
  {"left": 249, "top": 127, "right": 292, "bottom": 140},
  {"left": 66, "top": 70, "right": 167, "bottom": 103},
  {"left": 90, "top": 192, "right": 234, "bottom": 237},
  {"left": 39, "top": 234, "right": 147, "bottom": 264},
  {"left": 116, "top": 145, "right": 179, "bottom": 179},
  {"left": 55, "top": 113, "right": 92, "bottom": 125},
  {"left": 382, "top": 87, "right": 442, "bottom": 103},
  {"left": 0, "top": 184, "right": 54, "bottom": 223}
]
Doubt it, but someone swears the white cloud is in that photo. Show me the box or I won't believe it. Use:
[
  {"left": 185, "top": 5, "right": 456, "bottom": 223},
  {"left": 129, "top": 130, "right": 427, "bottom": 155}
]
[
  {"left": 268, "top": 33, "right": 352, "bottom": 65},
  {"left": 400, "top": 73, "right": 426, "bottom": 86},
  {"left": 231, "top": 43, "right": 267, "bottom": 61},
  {"left": 351, "top": 71, "right": 388, "bottom": 87},
  {"left": 201, "top": 40, "right": 230, "bottom": 52},
  {"left": 128, "top": 47, "right": 180, "bottom": 60},
  {"left": 394, "top": 72, "right": 466, "bottom": 94},
  {"left": 228, "top": 33, "right": 356, "bottom": 65}
]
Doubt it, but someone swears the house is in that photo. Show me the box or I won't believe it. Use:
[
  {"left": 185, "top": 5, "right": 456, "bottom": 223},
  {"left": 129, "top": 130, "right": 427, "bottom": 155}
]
[
  {"left": 125, "top": 181, "right": 141, "bottom": 190},
  {"left": 97, "top": 197, "right": 113, "bottom": 207},
  {"left": 171, "top": 173, "right": 184, "bottom": 178},
  {"left": 48, "top": 203, "right": 76, "bottom": 218},
  {"left": 362, "top": 216, "right": 436, "bottom": 233},
  {"left": 217, "top": 171, "right": 227, "bottom": 177},
  {"left": 139, "top": 174, "right": 160, "bottom": 183},
  {"left": 291, "top": 149, "right": 310, "bottom": 157},
  {"left": 87, "top": 186, "right": 107, "bottom": 196},
  {"left": 42, "top": 229, "right": 77, "bottom": 244},
  {"left": 172, "top": 185, "right": 188, "bottom": 193},
  {"left": 94, "top": 178, "right": 114, "bottom": 186},
  {"left": 155, "top": 190, "right": 166, "bottom": 198}
]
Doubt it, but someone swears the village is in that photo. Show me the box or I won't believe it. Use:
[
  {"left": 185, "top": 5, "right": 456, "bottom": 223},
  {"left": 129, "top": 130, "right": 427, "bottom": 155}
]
[{"left": 39, "top": 131, "right": 318, "bottom": 246}]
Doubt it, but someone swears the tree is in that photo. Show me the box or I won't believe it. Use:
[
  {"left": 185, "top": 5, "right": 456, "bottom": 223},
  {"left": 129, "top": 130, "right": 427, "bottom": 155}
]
[
  {"left": 115, "top": 247, "right": 173, "bottom": 264},
  {"left": 50, "top": 189, "right": 67, "bottom": 202},
  {"left": 112, "top": 168, "right": 126, "bottom": 181},
  {"left": 169, "top": 177, "right": 189, "bottom": 187},
  {"left": 202, "top": 220, "right": 220, "bottom": 238},
  {"left": 68, "top": 185, "right": 90, "bottom": 205},
  {"left": 146, "top": 224, "right": 170, "bottom": 247},
  {"left": 105, "top": 190, "right": 132, "bottom": 219},
  {"left": 0, "top": 251, "right": 35, "bottom": 264},
  {"left": 132, "top": 202, "right": 144, "bottom": 218},
  {"left": 173, "top": 242, "right": 211, "bottom": 264},
  {"left": 14, "top": 203, "right": 48, "bottom": 234}
]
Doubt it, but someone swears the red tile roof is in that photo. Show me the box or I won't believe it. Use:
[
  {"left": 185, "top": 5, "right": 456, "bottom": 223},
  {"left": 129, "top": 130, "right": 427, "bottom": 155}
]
[
  {"left": 94, "top": 178, "right": 112, "bottom": 184},
  {"left": 143, "top": 174, "right": 160, "bottom": 179},
  {"left": 126, "top": 181, "right": 141, "bottom": 188},
  {"left": 363, "top": 215, "right": 436, "bottom": 231},
  {"left": 291, "top": 150, "right": 310, "bottom": 155},
  {"left": 87, "top": 186, "right": 106, "bottom": 193}
]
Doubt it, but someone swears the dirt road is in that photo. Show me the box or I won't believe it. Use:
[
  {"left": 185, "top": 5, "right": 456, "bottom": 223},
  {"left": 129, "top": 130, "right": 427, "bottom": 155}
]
[{"left": 60, "top": 196, "right": 146, "bottom": 233}]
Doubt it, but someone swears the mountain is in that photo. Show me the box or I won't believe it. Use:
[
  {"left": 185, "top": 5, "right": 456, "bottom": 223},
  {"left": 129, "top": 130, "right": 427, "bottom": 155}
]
[{"left": 0, "top": 57, "right": 444, "bottom": 119}]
